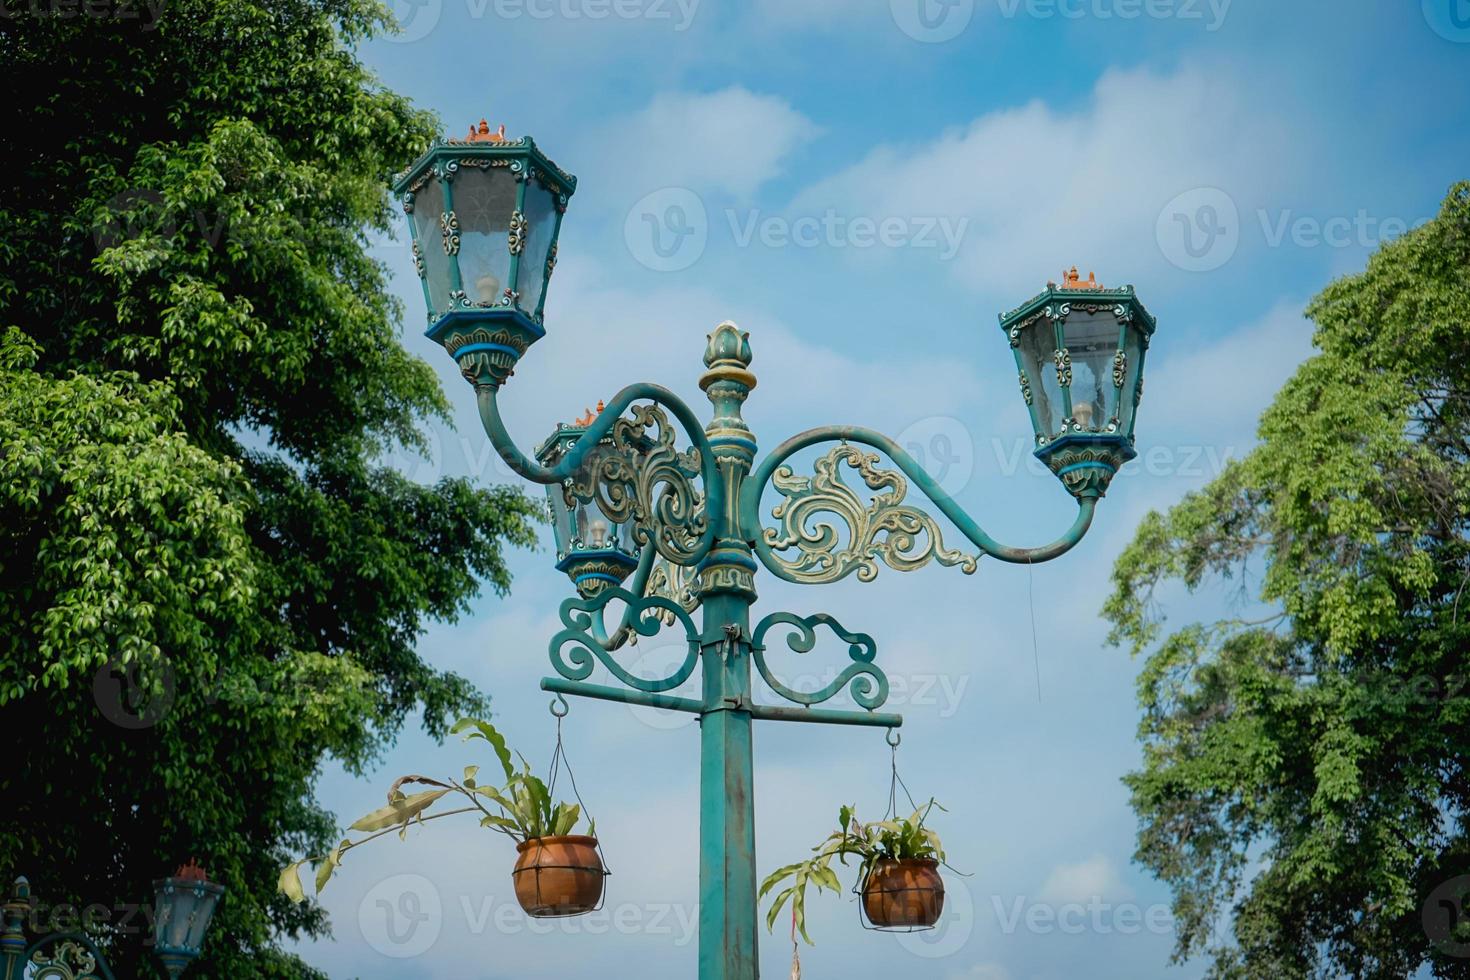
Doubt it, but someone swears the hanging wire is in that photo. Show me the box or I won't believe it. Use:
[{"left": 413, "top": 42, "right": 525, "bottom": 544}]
[
  {"left": 545, "top": 695, "right": 590, "bottom": 822},
  {"left": 884, "top": 729, "right": 920, "bottom": 822}
]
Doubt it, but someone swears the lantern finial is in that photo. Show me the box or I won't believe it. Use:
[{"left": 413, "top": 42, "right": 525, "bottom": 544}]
[
  {"left": 174, "top": 859, "right": 208, "bottom": 882},
  {"left": 571, "top": 401, "right": 604, "bottom": 427},
  {"left": 1060, "top": 267, "right": 1104, "bottom": 290},
  {"left": 466, "top": 119, "right": 507, "bottom": 143}
]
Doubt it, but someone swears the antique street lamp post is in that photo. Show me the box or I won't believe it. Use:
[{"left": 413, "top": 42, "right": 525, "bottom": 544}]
[
  {"left": 1, "top": 862, "right": 225, "bottom": 979},
  {"left": 392, "top": 122, "right": 1157, "bottom": 979}
]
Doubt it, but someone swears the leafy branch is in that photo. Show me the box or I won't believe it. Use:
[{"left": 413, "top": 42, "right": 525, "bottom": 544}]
[{"left": 278, "top": 717, "right": 592, "bottom": 902}]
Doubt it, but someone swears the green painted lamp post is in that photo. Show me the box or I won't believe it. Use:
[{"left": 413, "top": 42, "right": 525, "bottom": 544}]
[
  {"left": 392, "top": 124, "right": 1156, "bottom": 979},
  {"left": 2, "top": 862, "right": 224, "bottom": 979}
]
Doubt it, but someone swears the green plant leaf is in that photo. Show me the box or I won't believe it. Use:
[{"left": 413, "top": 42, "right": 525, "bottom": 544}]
[
  {"left": 349, "top": 788, "right": 450, "bottom": 832},
  {"left": 278, "top": 861, "right": 306, "bottom": 903},
  {"left": 551, "top": 802, "right": 581, "bottom": 837},
  {"left": 759, "top": 862, "right": 805, "bottom": 899},
  {"left": 452, "top": 717, "right": 514, "bottom": 782},
  {"left": 765, "top": 884, "right": 796, "bottom": 932}
]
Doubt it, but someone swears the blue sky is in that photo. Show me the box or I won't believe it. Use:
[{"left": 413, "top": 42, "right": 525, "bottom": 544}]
[{"left": 291, "top": 2, "right": 1470, "bottom": 977}]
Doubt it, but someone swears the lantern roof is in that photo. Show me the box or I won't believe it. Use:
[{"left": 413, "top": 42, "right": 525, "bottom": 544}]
[
  {"left": 535, "top": 401, "right": 606, "bottom": 462},
  {"left": 998, "top": 268, "right": 1157, "bottom": 337},
  {"left": 390, "top": 119, "right": 578, "bottom": 199}
]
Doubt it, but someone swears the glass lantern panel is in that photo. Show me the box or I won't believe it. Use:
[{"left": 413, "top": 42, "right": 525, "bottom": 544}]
[
  {"left": 185, "top": 888, "right": 221, "bottom": 948},
  {"left": 454, "top": 166, "right": 519, "bottom": 307},
  {"left": 1061, "top": 311, "right": 1118, "bottom": 433},
  {"left": 571, "top": 498, "right": 636, "bottom": 554},
  {"left": 409, "top": 178, "right": 453, "bottom": 316},
  {"left": 544, "top": 481, "right": 576, "bottom": 558},
  {"left": 155, "top": 885, "right": 197, "bottom": 949},
  {"left": 1116, "top": 324, "right": 1145, "bottom": 436},
  {"left": 515, "top": 180, "right": 559, "bottom": 314},
  {"left": 1016, "top": 317, "right": 1064, "bottom": 441}
]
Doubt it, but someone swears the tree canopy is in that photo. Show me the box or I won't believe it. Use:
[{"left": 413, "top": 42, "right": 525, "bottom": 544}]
[
  {"left": 0, "top": 2, "right": 539, "bottom": 975},
  {"left": 1106, "top": 183, "right": 1470, "bottom": 978}
]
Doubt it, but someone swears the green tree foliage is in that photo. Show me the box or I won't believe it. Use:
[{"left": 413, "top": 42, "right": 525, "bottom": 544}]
[
  {"left": 0, "top": 2, "right": 540, "bottom": 975},
  {"left": 1105, "top": 184, "right": 1470, "bottom": 979}
]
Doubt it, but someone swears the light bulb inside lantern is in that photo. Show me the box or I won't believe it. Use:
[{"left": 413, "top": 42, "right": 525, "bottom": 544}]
[
  {"left": 1072, "top": 401, "right": 1095, "bottom": 430},
  {"left": 475, "top": 273, "right": 501, "bottom": 305},
  {"left": 588, "top": 519, "right": 608, "bottom": 549}
]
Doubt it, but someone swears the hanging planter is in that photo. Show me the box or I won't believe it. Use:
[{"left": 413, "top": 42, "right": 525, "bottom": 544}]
[
  {"left": 860, "top": 856, "right": 944, "bottom": 929},
  {"left": 761, "top": 732, "right": 960, "bottom": 957},
  {"left": 277, "top": 712, "right": 607, "bottom": 919},
  {"left": 513, "top": 834, "right": 606, "bottom": 917}
]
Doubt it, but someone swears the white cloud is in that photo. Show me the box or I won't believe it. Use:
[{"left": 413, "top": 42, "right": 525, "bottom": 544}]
[
  {"left": 576, "top": 87, "right": 820, "bottom": 208},
  {"left": 1039, "top": 854, "right": 1131, "bottom": 905},
  {"left": 794, "top": 64, "right": 1295, "bottom": 294}
]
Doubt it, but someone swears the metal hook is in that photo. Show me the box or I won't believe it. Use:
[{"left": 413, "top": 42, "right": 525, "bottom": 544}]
[
  {"left": 550, "top": 694, "right": 570, "bottom": 718},
  {"left": 885, "top": 728, "right": 901, "bottom": 748}
]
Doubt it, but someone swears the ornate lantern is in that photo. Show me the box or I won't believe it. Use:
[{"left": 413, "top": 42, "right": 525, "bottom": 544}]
[
  {"left": 536, "top": 403, "right": 641, "bottom": 599},
  {"left": 999, "top": 268, "right": 1156, "bottom": 498},
  {"left": 391, "top": 119, "right": 577, "bottom": 387},
  {"left": 151, "top": 860, "right": 224, "bottom": 977}
]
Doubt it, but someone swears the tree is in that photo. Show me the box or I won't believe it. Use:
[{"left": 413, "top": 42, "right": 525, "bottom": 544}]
[
  {"left": 1105, "top": 183, "right": 1470, "bottom": 979},
  {"left": 0, "top": 2, "right": 540, "bottom": 975}
]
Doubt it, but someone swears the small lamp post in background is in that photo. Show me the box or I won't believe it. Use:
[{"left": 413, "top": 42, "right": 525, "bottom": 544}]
[
  {"left": 390, "top": 120, "right": 1157, "bottom": 979},
  {"left": 1, "top": 862, "right": 225, "bottom": 979}
]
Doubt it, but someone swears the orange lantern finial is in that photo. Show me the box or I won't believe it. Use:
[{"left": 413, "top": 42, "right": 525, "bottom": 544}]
[{"left": 1061, "top": 266, "right": 1104, "bottom": 290}]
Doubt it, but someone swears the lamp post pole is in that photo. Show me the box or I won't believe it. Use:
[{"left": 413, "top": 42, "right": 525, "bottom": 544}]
[
  {"left": 694, "top": 332, "right": 761, "bottom": 977},
  {"left": 390, "top": 124, "right": 1157, "bottom": 979}
]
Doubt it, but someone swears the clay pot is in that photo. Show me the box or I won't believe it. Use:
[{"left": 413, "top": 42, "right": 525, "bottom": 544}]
[
  {"left": 512, "top": 835, "right": 605, "bottom": 917},
  {"left": 861, "top": 858, "right": 944, "bottom": 929}
]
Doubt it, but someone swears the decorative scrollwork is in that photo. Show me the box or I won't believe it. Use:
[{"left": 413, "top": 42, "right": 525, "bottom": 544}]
[
  {"left": 646, "top": 558, "right": 700, "bottom": 626},
  {"left": 507, "top": 210, "right": 527, "bottom": 255},
  {"left": 1019, "top": 369, "right": 1033, "bottom": 406},
  {"left": 564, "top": 404, "right": 709, "bottom": 566},
  {"left": 1112, "top": 349, "right": 1127, "bottom": 388},
  {"left": 751, "top": 612, "right": 888, "bottom": 710},
  {"left": 1054, "top": 347, "right": 1072, "bottom": 387},
  {"left": 549, "top": 586, "right": 701, "bottom": 693},
  {"left": 761, "top": 444, "right": 978, "bottom": 584},
  {"left": 440, "top": 210, "right": 460, "bottom": 255},
  {"left": 27, "top": 937, "right": 111, "bottom": 980}
]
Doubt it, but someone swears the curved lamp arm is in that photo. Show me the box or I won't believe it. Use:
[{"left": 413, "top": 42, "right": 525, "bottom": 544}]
[
  {"left": 739, "top": 424, "right": 1096, "bottom": 584},
  {"left": 475, "top": 380, "right": 723, "bottom": 568},
  {"left": 588, "top": 545, "right": 655, "bottom": 650}
]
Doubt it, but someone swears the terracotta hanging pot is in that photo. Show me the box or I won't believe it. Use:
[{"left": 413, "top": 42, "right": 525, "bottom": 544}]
[
  {"left": 512, "top": 835, "right": 605, "bottom": 917},
  {"left": 861, "top": 858, "right": 944, "bottom": 929}
]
